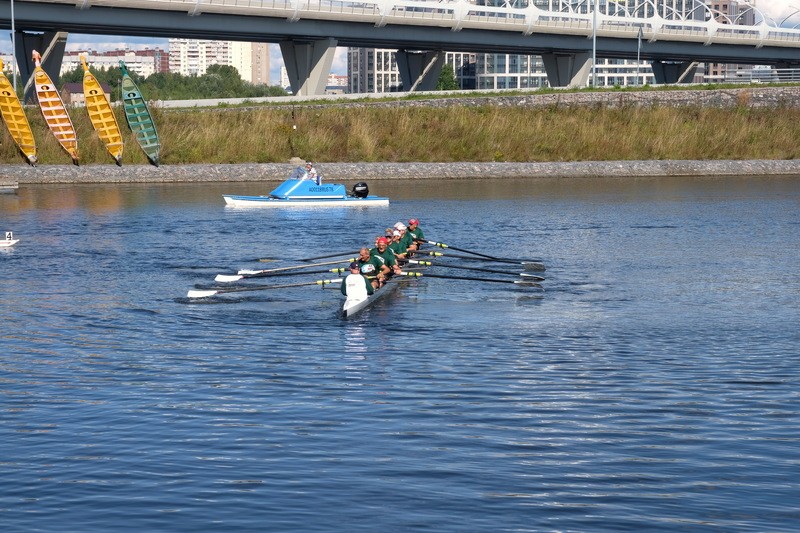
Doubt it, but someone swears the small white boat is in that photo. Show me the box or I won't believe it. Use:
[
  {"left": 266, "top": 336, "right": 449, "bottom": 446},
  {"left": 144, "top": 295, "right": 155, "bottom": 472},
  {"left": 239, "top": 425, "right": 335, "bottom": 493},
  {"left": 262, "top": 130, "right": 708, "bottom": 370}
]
[
  {"left": 0, "top": 181, "right": 18, "bottom": 194},
  {"left": 2, "top": 231, "right": 19, "bottom": 247},
  {"left": 224, "top": 167, "right": 389, "bottom": 208}
]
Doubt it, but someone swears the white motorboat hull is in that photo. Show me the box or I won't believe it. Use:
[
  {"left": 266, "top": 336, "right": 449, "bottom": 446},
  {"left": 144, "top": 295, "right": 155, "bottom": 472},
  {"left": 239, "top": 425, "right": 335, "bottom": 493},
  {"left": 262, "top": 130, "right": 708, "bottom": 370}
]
[{"left": 224, "top": 195, "right": 389, "bottom": 208}]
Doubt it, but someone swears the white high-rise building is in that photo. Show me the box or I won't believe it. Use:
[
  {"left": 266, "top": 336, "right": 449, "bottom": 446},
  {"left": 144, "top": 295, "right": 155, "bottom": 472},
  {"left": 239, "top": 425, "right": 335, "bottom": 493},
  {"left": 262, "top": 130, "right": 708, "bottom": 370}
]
[{"left": 168, "top": 39, "right": 269, "bottom": 84}]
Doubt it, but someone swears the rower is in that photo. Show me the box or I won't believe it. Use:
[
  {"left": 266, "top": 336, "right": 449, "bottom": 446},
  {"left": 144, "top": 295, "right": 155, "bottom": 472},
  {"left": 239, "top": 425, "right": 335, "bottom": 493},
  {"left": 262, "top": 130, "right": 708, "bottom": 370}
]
[
  {"left": 370, "top": 237, "right": 402, "bottom": 276},
  {"left": 394, "top": 222, "right": 415, "bottom": 252},
  {"left": 388, "top": 229, "right": 409, "bottom": 260},
  {"left": 356, "top": 247, "right": 388, "bottom": 289},
  {"left": 341, "top": 261, "right": 374, "bottom": 301},
  {"left": 407, "top": 218, "right": 424, "bottom": 250}
]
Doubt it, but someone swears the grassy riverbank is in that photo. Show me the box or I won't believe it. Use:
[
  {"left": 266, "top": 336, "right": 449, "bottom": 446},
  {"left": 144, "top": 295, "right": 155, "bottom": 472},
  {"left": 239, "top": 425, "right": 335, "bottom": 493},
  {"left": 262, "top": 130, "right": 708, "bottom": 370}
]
[{"left": 4, "top": 89, "right": 800, "bottom": 166}]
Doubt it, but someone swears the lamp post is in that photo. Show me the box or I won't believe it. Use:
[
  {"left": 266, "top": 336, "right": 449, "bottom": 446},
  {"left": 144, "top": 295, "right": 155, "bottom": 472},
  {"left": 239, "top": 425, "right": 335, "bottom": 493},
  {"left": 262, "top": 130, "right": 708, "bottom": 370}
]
[
  {"left": 10, "top": 0, "right": 16, "bottom": 92},
  {"left": 591, "top": 0, "right": 596, "bottom": 87},
  {"left": 636, "top": 26, "right": 642, "bottom": 87}
]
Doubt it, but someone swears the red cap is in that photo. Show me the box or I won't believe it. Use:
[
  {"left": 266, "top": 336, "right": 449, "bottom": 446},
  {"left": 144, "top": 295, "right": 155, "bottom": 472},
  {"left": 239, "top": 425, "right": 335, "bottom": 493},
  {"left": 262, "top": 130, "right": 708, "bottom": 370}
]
[
  {"left": 377, "top": 237, "right": 388, "bottom": 244},
  {"left": 409, "top": 218, "right": 419, "bottom": 225}
]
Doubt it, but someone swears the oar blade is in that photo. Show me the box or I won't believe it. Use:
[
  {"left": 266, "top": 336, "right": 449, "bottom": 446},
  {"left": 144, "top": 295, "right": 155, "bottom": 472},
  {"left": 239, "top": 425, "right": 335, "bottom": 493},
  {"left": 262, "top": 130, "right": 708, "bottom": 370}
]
[
  {"left": 187, "top": 289, "right": 219, "bottom": 299},
  {"left": 522, "top": 262, "right": 546, "bottom": 272},
  {"left": 520, "top": 273, "right": 545, "bottom": 281},
  {"left": 515, "top": 281, "right": 544, "bottom": 288},
  {"left": 215, "top": 274, "right": 243, "bottom": 282},
  {"left": 237, "top": 269, "right": 262, "bottom": 275}
]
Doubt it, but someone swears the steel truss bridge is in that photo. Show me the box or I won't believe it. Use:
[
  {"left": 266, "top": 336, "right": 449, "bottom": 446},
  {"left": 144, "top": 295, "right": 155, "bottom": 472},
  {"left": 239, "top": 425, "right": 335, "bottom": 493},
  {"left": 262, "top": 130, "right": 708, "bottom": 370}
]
[{"left": 2, "top": 0, "right": 799, "bottom": 95}]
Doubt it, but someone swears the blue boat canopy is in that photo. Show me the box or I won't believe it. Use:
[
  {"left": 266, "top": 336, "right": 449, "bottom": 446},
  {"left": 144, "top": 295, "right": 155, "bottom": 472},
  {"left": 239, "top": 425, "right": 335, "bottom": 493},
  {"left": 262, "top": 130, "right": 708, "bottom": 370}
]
[{"left": 269, "top": 167, "right": 348, "bottom": 200}]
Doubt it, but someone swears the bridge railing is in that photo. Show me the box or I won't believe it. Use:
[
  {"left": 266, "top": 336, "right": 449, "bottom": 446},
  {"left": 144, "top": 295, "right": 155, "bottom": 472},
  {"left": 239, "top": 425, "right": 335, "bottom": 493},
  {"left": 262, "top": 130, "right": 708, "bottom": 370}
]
[{"left": 21, "top": 0, "right": 800, "bottom": 48}]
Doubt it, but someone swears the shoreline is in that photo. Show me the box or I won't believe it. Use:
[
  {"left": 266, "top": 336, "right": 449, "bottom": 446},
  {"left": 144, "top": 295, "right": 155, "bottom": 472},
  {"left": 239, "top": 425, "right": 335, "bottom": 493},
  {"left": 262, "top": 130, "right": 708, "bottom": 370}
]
[{"left": 2, "top": 160, "right": 800, "bottom": 184}]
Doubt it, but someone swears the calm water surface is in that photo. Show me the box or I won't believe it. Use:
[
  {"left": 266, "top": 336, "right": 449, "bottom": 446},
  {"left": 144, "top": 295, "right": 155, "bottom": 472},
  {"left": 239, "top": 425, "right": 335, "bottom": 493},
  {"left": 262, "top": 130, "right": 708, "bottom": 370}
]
[{"left": 1, "top": 176, "right": 799, "bottom": 532}]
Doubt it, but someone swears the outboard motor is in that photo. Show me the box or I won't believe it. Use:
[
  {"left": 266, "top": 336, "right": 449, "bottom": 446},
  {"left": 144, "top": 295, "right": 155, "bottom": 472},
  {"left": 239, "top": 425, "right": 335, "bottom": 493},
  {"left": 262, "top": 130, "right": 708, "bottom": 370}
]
[{"left": 352, "top": 182, "right": 369, "bottom": 198}]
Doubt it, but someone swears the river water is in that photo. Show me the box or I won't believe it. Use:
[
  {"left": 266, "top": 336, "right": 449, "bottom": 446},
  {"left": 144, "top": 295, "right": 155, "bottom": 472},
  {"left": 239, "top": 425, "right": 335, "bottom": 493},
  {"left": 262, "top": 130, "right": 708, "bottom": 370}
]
[{"left": 1, "top": 176, "right": 799, "bottom": 532}]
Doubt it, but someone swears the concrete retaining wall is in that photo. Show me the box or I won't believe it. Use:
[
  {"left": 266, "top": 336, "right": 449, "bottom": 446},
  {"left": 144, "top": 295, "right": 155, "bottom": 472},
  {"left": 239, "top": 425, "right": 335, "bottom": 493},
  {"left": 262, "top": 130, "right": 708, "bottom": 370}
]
[{"left": 2, "top": 160, "right": 799, "bottom": 185}]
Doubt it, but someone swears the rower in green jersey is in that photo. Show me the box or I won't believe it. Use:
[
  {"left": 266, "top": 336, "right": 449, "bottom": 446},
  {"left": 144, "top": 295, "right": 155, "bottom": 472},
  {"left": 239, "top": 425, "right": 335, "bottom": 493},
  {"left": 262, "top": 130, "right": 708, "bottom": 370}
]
[
  {"left": 356, "top": 246, "right": 389, "bottom": 288},
  {"left": 407, "top": 218, "right": 424, "bottom": 250},
  {"left": 394, "top": 222, "right": 415, "bottom": 252},
  {"left": 388, "top": 229, "right": 409, "bottom": 260},
  {"left": 370, "top": 237, "right": 402, "bottom": 275}
]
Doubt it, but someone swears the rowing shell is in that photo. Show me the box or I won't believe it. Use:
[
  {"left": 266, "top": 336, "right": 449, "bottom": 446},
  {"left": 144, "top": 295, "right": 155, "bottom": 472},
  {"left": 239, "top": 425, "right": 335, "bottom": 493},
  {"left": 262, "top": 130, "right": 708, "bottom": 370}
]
[
  {"left": 32, "top": 50, "right": 79, "bottom": 165},
  {"left": 341, "top": 276, "right": 408, "bottom": 319},
  {"left": 82, "top": 55, "right": 123, "bottom": 165},
  {"left": 119, "top": 61, "right": 160, "bottom": 166},
  {"left": 0, "top": 59, "right": 37, "bottom": 165}
]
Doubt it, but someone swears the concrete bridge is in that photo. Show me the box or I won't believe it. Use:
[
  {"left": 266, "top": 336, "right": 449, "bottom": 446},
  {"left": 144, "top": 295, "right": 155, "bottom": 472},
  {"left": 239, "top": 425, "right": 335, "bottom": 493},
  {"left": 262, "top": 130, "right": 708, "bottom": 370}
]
[{"left": 1, "top": 0, "right": 799, "bottom": 95}]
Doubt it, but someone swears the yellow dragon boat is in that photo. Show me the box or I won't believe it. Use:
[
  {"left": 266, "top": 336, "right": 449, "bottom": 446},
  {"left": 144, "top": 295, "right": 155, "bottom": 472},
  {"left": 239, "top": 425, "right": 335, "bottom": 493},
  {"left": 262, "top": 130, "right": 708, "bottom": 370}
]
[
  {"left": 32, "top": 50, "right": 79, "bottom": 165},
  {"left": 81, "top": 55, "right": 123, "bottom": 165},
  {"left": 0, "top": 58, "right": 37, "bottom": 165}
]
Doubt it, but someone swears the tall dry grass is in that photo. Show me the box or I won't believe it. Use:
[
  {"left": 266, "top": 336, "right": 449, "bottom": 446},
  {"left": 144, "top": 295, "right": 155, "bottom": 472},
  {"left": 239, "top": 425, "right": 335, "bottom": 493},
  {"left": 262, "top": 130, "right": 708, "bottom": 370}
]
[{"left": 2, "top": 102, "right": 798, "bottom": 165}]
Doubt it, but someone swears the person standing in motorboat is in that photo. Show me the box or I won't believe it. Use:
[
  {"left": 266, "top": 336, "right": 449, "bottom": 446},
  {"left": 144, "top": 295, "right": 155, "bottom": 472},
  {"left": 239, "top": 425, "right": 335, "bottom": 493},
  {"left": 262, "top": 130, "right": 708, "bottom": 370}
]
[{"left": 341, "top": 261, "right": 374, "bottom": 301}]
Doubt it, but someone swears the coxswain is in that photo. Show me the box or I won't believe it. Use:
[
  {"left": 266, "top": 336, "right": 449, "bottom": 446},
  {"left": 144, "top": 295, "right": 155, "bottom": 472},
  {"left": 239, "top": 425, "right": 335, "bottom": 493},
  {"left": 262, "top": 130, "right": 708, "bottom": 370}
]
[
  {"left": 356, "top": 247, "right": 389, "bottom": 289},
  {"left": 370, "top": 237, "right": 402, "bottom": 276},
  {"left": 341, "top": 261, "right": 374, "bottom": 303}
]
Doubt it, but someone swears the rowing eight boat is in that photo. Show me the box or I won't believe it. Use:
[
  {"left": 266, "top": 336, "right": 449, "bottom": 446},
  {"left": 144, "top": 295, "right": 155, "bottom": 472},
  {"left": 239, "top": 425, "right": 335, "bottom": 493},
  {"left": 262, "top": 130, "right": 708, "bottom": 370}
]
[{"left": 341, "top": 275, "right": 411, "bottom": 319}]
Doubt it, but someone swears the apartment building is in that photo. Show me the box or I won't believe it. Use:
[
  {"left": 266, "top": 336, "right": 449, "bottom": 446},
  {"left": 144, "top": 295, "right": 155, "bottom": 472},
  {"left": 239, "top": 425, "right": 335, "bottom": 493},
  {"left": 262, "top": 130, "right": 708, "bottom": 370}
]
[
  {"left": 60, "top": 48, "right": 168, "bottom": 77},
  {"left": 168, "top": 39, "right": 270, "bottom": 84}
]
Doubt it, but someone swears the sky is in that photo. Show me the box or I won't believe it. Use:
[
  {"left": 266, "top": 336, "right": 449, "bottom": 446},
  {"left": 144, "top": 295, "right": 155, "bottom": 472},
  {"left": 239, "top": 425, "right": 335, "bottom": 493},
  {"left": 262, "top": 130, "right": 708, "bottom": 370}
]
[{"left": 4, "top": 0, "right": 798, "bottom": 84}]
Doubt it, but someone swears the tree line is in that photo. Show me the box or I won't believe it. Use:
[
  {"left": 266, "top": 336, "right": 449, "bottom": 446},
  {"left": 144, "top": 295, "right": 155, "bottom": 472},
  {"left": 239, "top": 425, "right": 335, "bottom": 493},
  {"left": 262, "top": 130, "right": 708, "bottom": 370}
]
[
  {"left": 60, "top": 63, "right": 289, "bottom": 100},
  {"left": 59, "top": 61, "right": 460, "bottom": 100}
]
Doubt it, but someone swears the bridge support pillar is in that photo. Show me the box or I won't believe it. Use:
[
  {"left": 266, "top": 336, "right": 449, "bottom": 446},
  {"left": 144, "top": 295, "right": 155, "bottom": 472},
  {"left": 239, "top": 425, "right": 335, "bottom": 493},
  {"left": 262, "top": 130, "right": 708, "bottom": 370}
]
[
  {"left": 17, "top": 31, "right": 68, "bottom": 103},
  {"left": 650, "top": 61, "right": 697, "bottom": 84},
  {"left": 541, "top": 52, "right": 591, "bottom": 88},
  {"left": 396, "top": 50, "right": 444, "bottom": 91},
  {"left": 279, "top": 38, "right": 337, "bottom": 97}
]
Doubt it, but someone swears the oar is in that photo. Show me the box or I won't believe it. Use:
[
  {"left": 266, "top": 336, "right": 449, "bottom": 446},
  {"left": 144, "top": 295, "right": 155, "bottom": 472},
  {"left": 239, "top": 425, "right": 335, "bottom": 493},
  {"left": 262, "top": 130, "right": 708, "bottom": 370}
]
[
  {"left": 403, "top": 259, "right": 545, "bottom": 281},
  {"left": 399, "top": 271, "right": 543, "bottom": 288},
  {"left": 257, "top": 250, "right": 360, "bottom": 263},
  {"left": 426, "top": 240, "right": 543, "bottom": 263},
  {"left": 217, "top": 267, "right": 348, "bottom": 283},
  {"left": 188, "top": 278, "right": 342, "bottom": 299},
  {"left": 215, "top": 258, "right": 355, "bottom": 282},
  {"left": 412, "top": 250, "right": 546, "bottom": 271}
]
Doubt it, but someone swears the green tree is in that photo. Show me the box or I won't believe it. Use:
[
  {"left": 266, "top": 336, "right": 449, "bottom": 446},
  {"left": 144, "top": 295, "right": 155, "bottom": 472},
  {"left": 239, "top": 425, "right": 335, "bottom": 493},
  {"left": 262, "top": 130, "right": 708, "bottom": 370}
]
[
  {"left": 59, "top": 61, "right": 289, "bottom": 101},
  {"left": 436, "top": 64, "right": 459, "bottom": 91}
]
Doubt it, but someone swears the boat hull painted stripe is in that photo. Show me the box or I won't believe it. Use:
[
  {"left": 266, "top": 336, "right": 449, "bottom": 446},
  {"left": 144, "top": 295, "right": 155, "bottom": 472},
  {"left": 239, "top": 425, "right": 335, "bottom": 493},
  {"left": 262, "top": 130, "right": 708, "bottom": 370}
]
[{"left": 223, "top": 195, "right": 389, "bottom": 208}]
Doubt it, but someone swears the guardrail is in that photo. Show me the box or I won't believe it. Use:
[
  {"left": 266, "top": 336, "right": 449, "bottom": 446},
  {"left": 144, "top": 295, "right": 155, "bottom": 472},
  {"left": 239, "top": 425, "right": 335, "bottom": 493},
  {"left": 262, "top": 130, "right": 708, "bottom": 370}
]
[
  {"left": 18, "top": 0, "right": 800, "bottom": 49},
  {"left": 730, "top": 68, "right": 800, "bottom": 82}
]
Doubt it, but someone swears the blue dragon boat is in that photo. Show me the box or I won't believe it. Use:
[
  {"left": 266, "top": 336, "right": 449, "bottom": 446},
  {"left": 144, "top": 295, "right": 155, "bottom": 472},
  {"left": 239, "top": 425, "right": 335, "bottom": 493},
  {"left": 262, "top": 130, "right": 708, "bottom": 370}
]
[{"left": 223, "top": 167, "right": 389, "bottom": 208}]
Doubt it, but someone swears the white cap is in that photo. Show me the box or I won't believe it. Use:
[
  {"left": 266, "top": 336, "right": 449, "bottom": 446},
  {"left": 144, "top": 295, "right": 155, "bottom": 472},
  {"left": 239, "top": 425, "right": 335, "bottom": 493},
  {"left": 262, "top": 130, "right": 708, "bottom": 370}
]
[
  {"left": 394, "top": 222, "right": 406, "bottom": 230},
  {"left": 392, "top": 230, "right": 401, "bottom": 236}
]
